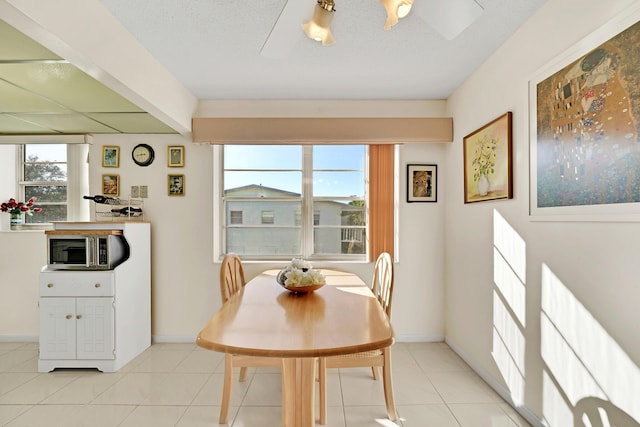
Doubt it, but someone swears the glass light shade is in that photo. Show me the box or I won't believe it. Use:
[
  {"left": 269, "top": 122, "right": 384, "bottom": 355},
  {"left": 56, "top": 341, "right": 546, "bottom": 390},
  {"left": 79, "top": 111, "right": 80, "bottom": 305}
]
[
  {"left": 302, "top": 3, "right": 335, "bottom": 45},
  {"left": 380, "top": 0, "right": 414, "bottom": 30}
]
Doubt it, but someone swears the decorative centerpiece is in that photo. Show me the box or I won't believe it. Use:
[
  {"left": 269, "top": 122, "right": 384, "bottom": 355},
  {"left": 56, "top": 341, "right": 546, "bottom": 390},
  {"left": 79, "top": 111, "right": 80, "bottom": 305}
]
[
  {"left": 1, "top": 197, "right": 42, "bottom": 230},
  {"left": 277, "top": 258, "right": 326, "bottom": 293}
]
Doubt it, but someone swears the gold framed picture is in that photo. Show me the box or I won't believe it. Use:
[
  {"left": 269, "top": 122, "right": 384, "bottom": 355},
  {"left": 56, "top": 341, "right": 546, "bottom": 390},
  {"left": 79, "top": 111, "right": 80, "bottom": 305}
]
[
  {"left": 102, "top": 145, "right": 120, "bottom": 168},
  {"left": 463, "top": 112, "right": 513, "bottom": 203},
  {"left": 168, "top": 145, "right": 184, "bottom": 167},
  {"left": 102, "top": 174, "right": 120, "bottom": 196},
  {"left": 168, "top": 174, "right": 185, "bottom": 196}
]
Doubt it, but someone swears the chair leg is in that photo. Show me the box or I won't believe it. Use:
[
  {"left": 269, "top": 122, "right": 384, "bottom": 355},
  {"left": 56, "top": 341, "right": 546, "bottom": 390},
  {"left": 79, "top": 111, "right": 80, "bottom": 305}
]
[
  {"left": 318, "top": 357, "right": 327, "bottom": 425},
  {"left": 239, "top": 366, "right": 248, "bottom": 382},
  {"left": 371, "top": 366, "right": 380, "bottom": 380},
  {"left": 381, "top": 347, "right": 398, "bottom": 421},
  {"left": 219, "top": 354, "right": 234, "bottom": 424}
]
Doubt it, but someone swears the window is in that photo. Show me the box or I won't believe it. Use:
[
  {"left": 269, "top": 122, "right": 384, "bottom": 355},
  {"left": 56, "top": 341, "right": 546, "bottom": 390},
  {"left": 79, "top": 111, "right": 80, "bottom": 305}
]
[
  {"left": 220, "top": 145, "right": 367, "bottom": 260},
  {"left": 230, "top": 210, "right": 243, "bottom": 224},
  {"left": 20, "top": 144, "right": 68, "bottom": 224}
]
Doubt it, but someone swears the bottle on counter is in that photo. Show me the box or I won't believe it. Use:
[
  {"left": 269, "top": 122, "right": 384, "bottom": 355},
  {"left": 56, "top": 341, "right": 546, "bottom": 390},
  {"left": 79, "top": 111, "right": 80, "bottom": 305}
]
[{"left": 83, "top": 195, "right": 121, "bottom": 204}]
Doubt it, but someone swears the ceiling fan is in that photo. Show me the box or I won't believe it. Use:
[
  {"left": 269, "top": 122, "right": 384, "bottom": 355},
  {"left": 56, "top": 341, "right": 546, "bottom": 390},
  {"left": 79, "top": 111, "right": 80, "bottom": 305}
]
[{"left": 260, "top": 0, "right": 484, "bottom": 58}]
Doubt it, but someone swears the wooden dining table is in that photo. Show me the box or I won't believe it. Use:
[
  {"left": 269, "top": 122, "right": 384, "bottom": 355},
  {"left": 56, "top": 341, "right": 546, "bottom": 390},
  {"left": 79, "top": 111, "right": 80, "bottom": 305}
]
[{"left": 196, "top": 269, "right": 397, "bottom": 427}]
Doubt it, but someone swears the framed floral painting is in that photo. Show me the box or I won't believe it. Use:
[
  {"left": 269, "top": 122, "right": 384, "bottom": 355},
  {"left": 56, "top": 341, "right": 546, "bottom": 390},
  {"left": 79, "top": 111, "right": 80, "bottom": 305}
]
[
  {"left": 102, "top": 174, "right": 120, "bottom": 197},
  {"left": 463, "top": 112, "right": 513, "bottom": 203}
]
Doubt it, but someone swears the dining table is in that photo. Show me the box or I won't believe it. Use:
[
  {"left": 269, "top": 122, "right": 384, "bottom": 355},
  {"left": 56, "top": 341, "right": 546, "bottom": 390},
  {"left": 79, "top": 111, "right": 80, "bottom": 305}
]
[{"left": 196, "top": 268, "right": 397, "bottom": 427}]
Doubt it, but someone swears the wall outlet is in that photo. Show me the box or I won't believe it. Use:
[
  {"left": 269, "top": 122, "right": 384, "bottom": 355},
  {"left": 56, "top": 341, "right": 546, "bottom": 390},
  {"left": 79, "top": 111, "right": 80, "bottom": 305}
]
[
  {"left": 131, "top": 186, "right": 139, "bottom": 198},
  {"left": 140, "top": 185, "right": 148, "bottom": 198}
]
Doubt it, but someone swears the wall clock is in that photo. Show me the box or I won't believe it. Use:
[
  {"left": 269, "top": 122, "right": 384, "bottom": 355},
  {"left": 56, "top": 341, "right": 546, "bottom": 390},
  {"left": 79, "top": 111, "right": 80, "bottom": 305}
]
[{"left": 132, "top": 143, "right": 155, "bottom": 167}]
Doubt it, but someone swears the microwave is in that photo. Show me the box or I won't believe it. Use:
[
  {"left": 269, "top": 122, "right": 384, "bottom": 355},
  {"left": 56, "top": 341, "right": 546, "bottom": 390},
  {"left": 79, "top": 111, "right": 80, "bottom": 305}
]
[{"left": 45, "top": 230, "right": 130, "bottom": 270}]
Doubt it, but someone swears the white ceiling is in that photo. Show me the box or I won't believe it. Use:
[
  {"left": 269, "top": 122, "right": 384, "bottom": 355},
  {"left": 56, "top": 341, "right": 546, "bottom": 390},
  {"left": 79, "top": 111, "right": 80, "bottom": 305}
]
[{"left": 0, "top": 0, "right": 547, "bottom": 135}]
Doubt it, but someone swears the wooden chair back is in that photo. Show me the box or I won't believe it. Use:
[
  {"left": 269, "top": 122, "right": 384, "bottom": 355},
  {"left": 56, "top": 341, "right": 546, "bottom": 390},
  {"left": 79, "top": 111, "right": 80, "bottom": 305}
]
[
  {"left": 371, "top": 252, "right": 394, "bottom": 319},
  {"left": 220, "top": 253, "right": 246, "bottom": 303}
]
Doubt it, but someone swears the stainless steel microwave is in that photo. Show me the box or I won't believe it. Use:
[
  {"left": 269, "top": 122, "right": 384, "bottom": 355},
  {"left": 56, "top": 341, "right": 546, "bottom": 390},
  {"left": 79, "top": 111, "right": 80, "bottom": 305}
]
[{"left": 45, "top": 230, "right": 130, "bottom": 270}]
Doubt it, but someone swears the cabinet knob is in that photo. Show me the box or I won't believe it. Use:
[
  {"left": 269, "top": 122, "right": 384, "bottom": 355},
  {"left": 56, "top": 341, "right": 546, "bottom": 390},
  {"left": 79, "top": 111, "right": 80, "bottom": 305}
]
[
  {"left": 95, "top": 283, "right": 101, "bottom": 288},
  {"left": 47, "top": 283, "right": 54, "bottom": 288},
  {"left": 76, "top": 314, "right": 82, "bottom": 320},
  {"left": 65, "top": 314, "right": 72, "bottom": 320}
]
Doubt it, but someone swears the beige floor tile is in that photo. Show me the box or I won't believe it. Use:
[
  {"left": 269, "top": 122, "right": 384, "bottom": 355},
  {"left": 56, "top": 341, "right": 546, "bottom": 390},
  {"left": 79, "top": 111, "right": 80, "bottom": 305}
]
[
  {"left": 128, "top": 349, "right": 193, "bottom": 373},
  {"left": 427, "top": 371, "right": 503, "bottom": 404},
  {"left": 339, "top": 368, "right": 387, "bottom": 407},
  {"left": 0, "top": 373, "right": 38, "bottom": 396},
  {"left": 117, "top": 405, "right": 187, "bottom": 427},
  {"left": 0, "top": 351, "right": 38, "bottom": 372},
  {"left": 231, "top": 406, "right": 282, "bottom": 427},
  {"left": 448, "top": 403, "right": 519, "bottom": 427},
  {"left": 175, "top": 405, "right": 225, "bottom": 427},
  {"left": 241, "top": 372, "right": 281, "bottom": 406},
  {"left": 0, "top": 404, "right": 32, "bottom": 426},
  {"left": 343, "top": 405, "right": 402, "bottom": 427},
  {"left": 67, "top": 404, "right": 136, "bottom": 427},
  {"left": 0, "top": 372, "right": 79, "bottom": 404},
  {"left": 42, "top": 371, "right": 124, "bottom": 404},
  {"left": 4, "top": 404, "right": 79, "bottom": 427},
  {"left": 91, "top": 372, "right": 167, "bottom": 405},
  {"left": 411, "top": 347, "right": 471, "bottom": 373},
  {"left": 140, "top": 372, "right": 210, "bottom": 405},
  {"left": 191, "top": 372, "right": 251, "bottom": 407},
  {"left": 175, "top": 348, "right": 224, "bottom": 373},
  {"left": 392, "top": 369, "right": 443, "bottom": 405},
  {"left": 397, "top": 404, "right": 460, "bottom": 427}
]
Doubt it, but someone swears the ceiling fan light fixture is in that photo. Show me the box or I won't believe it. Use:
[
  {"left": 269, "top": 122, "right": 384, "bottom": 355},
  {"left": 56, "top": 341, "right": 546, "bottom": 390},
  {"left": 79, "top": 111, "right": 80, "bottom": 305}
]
[
  {"left": 302, "top": 0, "right": 336, "bottom": 46},
  {"left": 380, "top": 0, "right": 414, "bottom": 30}
]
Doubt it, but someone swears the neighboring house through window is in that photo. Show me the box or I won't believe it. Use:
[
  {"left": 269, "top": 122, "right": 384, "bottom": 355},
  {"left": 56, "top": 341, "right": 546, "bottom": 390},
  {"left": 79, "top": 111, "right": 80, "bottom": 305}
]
[{"left": 218, "top": 145, "right": 367, "bottom": 261}]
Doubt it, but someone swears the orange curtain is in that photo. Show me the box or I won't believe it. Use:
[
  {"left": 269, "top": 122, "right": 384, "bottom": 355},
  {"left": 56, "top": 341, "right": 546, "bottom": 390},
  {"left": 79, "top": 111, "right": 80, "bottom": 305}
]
[{"left": 369, "top": 144, "right": 395, "bottom": 261}]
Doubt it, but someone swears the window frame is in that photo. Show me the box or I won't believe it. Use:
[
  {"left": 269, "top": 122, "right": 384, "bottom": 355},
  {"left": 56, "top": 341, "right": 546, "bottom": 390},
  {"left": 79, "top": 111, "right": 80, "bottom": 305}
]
[{"left": 213, "top": 145, "right": 368, "bottom": 262}]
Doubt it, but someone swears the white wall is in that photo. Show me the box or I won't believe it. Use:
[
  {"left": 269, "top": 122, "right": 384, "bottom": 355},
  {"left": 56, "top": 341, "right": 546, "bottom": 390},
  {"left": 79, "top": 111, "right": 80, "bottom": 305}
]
[{"left": 444, "top": 0, "right": 640, "bottom": 425}]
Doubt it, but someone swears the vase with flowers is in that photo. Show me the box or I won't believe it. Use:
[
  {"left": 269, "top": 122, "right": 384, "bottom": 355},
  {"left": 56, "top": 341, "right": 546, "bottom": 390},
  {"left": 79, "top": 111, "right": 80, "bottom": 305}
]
[
  {"left": 1, "top": 197, "right": 42, "bottom": 230},
  {"left": 277, "top": 258, "right": 326, "bottom": 293},
  {"left": 471, "top": 134, "right": 499, "bottom": 196}
]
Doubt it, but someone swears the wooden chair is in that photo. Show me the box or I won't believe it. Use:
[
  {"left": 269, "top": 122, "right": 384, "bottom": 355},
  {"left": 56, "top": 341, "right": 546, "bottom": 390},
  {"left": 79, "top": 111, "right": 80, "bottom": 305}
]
[
  {"left": 318, "top": 252, "right": 397, "bottom": 424},
  {"left": 218, "top": 253, "right": 282, "bottom": 424}
]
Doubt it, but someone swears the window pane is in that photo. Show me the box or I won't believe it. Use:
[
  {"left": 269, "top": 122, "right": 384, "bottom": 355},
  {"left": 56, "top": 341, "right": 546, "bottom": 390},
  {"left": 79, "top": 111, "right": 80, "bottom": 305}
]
[
  {"left": 25, "top": 185, "right": 67, "bottom": 202},
  {"left": 313, "top": 146, "right": 365, "bottom": 169},
  {"left": 24, "top": 164, "right": 67, "bottom": 181},
  {"left": 224, "top": 145, "right": 301, "bottom": 169},
  {"left": 313, "top": 171, "right": 364, "bottom": 197},
  {"left": 24, "top": 204, "right": 67, "bottom": 224},
  {"left": 25, "top": 144, "right": 66, "bottom": 162},
  {"left": 227, "top": 228, "right": 301, "bottom": 255},
  {"left": 314, "top": 227, "right": 366, "bottom": 255},
  {"left": 224, "top": 171, "right": 302, "bottom": 194}
]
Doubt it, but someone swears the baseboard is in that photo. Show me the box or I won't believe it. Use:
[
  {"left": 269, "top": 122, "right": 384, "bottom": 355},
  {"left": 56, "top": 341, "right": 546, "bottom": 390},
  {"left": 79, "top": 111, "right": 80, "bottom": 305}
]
[
  {"left": 152, "top": 335, "right": 197, "bottom": 343},
  {"left": 445, "top": 337, "right": 547, "bottom": 427},
  {"left": 0, "top": 335, "right": 38, "bottom": 342},
  {"left": 395, "top": 333, "right": 445, "bottom": 342}
]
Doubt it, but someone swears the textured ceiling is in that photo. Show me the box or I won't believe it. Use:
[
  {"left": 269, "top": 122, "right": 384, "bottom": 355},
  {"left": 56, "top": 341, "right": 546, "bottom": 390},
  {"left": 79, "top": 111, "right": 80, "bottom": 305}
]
[{"left": 0, "top": 0, "right": 547, "bottom": 135}]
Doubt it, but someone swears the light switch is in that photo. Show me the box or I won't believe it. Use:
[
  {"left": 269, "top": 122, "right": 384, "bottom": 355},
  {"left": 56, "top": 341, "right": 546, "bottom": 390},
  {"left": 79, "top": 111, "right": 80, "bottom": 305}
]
[
  {"left": 140, "top": 185, "right": 148, "bottom": 198},
  {"left": 131, "top": 186, "right": 140, "bottom": 198}
]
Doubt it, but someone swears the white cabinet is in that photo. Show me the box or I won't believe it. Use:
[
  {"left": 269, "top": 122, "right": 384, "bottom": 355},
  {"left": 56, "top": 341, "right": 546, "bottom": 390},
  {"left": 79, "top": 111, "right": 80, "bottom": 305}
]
[
  {"left": 38, "top": 222, "right": 150, "bottom": 372},
  {"left": 39, "top": 296, "right": 115, "bottom": 361}
]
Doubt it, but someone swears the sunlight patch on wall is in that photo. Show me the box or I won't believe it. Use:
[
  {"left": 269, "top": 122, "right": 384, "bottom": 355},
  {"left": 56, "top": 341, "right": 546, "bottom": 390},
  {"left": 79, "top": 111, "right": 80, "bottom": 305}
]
[
  {"left": 492, "top": 209, "right": 527, "bottom": 405},
  {"left": 541, "top": 263, "right": 640, "bottom": 425}
]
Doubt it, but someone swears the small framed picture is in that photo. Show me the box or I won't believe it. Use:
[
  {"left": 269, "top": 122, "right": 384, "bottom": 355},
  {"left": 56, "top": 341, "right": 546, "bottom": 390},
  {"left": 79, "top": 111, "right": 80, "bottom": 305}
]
[
  {"left": 168, "top": 174, "right": 185, "bottom": 196},
  {"left": 102, "top": 174, "right": 120, "bottom": 196},
  {"left": 407, "top": 164, "right": 437, "bottom": 203},
  {"left": 102, "top": 145, "right": 120, "bottom": 168},
  {"left": 168, "top": 145, "right": 185, "bottom": 167}
]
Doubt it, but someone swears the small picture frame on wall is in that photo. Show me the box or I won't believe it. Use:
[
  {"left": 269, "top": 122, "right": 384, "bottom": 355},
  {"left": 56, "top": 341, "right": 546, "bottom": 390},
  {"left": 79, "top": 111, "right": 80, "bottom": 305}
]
[
  {"left": 168, "top": 174, "right": 185, "bottom": 196},
  {"left": 102, "top": 174, "right": 120, "bottom": 196},
  {"left": 168, "top": 145, "right": 184, "bottom": 167},
  {"left": 407, "top": 164, "right": 437, "bottom": 203},
  {"left": 102, "top": 145, "right": 119, "bottom": 168}
]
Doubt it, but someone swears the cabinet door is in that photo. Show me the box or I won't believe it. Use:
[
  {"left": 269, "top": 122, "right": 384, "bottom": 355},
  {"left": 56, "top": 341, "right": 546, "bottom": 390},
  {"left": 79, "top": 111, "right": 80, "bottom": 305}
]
[
  {"left": 39, "top": 298, "right": 76, "bottom": 360},
  {"left": 76, "top": 297, "right": 115, "bottom": 360}
]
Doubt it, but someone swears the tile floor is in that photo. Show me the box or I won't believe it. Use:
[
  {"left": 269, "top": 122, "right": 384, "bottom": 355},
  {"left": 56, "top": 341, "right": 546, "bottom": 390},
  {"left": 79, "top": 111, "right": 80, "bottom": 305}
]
[{"left": 0, "top": 341, "right": 531, "bottom": 427}]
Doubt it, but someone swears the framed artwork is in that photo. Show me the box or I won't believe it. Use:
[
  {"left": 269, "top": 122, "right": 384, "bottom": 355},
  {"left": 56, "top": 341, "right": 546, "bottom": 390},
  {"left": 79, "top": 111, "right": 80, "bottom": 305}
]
[
  {"left": 168, "top": 174, "right": 185, "bottom": 196},
  {"left": 463, "top": 112, "right": 513, "bottom": 203},
  {"left": 529, "top": 7, "right": 640, "bottom": 221},
  {"left": 407, "top": 164, "right": 437, "bottom": 202},
  {"left": 102, "top": 145, "right": 119, "bottom": 168},
  {"left": 102, "top": 174, "right": 119, "bottom": 196},
  {"left": 168, "top": 145, "right": 185, "bottom": 167}
]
